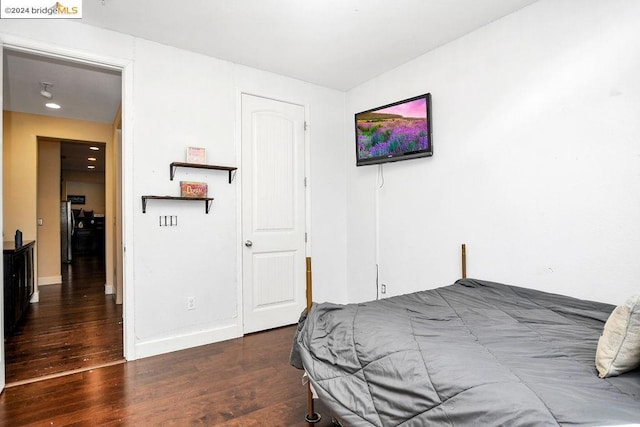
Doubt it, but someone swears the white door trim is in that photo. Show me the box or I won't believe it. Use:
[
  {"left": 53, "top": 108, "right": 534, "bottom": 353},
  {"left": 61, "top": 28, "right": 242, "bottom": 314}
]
[
  {"left": 0, "top": 35, "right": 136, "bottom": 361},
  {"left": 0, "top": 41, "right": 5, "bottom": 393},
  {"left": 234, "top": 90, "right": 312, "bottom": 335}
]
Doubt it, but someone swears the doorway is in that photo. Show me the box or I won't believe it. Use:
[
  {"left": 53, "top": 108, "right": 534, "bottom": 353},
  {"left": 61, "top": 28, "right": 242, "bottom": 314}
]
[
  {"left": 241, "top": 94, "right": 307, "bottom": 334},
  {"left": 3, "top": 253, "right": 123, "bottom": 385},
  {"left": 1, "top": 48, "right": 126, "bottom": 385}
]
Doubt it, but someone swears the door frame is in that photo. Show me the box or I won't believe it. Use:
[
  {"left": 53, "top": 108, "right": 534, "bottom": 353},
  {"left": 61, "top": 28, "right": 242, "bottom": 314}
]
[
  {"left": 0, "top": 41, "right": 4, "bottom": 392},
  {"left": 0, "top": 35, "right": 136, "bottom": 362},
  {"left": 235, "top": 90, "right": 312, "bottom": 335}
]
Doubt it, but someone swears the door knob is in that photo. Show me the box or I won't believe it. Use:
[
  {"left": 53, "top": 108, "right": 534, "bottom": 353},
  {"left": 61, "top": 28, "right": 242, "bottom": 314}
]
[{"left": 245, "top": 240, "right": 253, "bottom": 247}]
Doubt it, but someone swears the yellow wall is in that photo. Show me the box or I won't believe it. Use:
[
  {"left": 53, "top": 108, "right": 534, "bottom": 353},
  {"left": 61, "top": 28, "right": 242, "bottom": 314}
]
[
  {"left": 64, "top": 181, "right": 105, "bottom": 215},
  {"left": 63, "top": 170, "right": 106, "bottom": 184},
  {"left": 36, "top": 139, "right": 61, "bottom": 283},
  {"left": 110, "top": 108, "right": 123, "bottom": 303},
  {"left": 2, "top": 111, "right": 112, "bottom": 288},
  {"left": 63, "top": 170, "right": 106, "bottom": 215}
]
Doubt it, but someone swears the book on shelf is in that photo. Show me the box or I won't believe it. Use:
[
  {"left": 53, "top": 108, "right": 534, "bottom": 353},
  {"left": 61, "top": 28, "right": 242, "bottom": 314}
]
[
  {"left": 186, "top": 147, "right": 206, "bottom": 164},
  {"left": 180, "top": 181, "right": 208, "bottom": 198}
]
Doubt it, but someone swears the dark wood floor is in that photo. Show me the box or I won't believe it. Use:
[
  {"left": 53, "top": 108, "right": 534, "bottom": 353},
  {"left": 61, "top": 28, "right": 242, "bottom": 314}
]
[
  {"left": 4, "top": 254, "right": 123, "bottom": 384},
  {"left": 1, "top": 255, "right": 334, "bottom": 425},
  {"left": 0, "top": 325, "right": 335, "bottom": 425}
]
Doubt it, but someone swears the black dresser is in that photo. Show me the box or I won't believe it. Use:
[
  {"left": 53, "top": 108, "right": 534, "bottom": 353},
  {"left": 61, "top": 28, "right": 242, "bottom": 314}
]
[
  {"left": 73, "top": 217, "right": 105, "bottom": 255},
  {"left": 3, "top": 240, "right": 35, "bottom": 336}
]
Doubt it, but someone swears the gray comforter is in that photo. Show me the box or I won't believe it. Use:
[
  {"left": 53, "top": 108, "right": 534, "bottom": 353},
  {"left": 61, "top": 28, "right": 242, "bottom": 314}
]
[{"left": 292, "top": 279, "right": 640, "bottom": 426}]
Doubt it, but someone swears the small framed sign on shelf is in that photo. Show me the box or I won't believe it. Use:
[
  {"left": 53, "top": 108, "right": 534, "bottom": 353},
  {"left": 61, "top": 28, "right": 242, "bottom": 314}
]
[
  {"left": 180, "top": 181, "right": 208, "bottom": 198},
  {"left": 186, "top": 147, "right": 206, "bottom": 164}
]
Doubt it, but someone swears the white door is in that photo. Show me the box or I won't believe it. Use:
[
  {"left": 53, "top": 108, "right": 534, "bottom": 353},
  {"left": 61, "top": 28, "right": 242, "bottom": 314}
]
[{"left": 241, "top": 94, "right": 306, "bottom": 334}]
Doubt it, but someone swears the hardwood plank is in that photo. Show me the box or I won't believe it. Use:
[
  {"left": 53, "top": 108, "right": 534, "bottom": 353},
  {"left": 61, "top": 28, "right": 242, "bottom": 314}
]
[
  {"left": 4, "top": 254, "right": 123, "bottom": 384},
  {"left": 1, "top": 255, "right": 335, "bottom": 425},
  {"left": 0, "top": 326, "right": 337, "bottom": 426}
]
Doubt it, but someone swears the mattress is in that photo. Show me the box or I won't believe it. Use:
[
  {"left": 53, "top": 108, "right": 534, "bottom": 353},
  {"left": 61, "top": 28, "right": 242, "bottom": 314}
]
[{"left": 292, "top": 278, "right": 640, "bottom": 426}]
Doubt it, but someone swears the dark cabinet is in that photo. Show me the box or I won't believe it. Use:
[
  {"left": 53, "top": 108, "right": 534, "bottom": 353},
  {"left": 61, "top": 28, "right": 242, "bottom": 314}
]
[
  {"left": 73, "top": 229, "right": 95, "bottom": 254},
  {"left": 72, "top": 217, "right": 105, "bottom": 256},
  {"left": 3, "top": 240, "right": 35, "bottom": 336}
]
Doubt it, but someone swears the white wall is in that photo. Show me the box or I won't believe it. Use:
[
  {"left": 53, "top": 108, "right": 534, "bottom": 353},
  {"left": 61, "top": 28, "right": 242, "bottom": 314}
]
[
  {"left": 130, "top": 39, "right": 239, "bottom": 352},
  {"left": 0, "top": 19, "right": 347, "bottom": 359},
  {"left": 346, "top": 0, "right": 640, "bottom": 305}
]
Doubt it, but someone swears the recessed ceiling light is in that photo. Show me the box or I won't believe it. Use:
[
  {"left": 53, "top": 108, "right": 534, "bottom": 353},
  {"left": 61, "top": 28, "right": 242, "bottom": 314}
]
[
  {"left": 89, "top": 146, "right": 100, "bottom": 151},
  {"left": 45, "top": 102, "right": 61, "bottom": 109},
  {"left": 87, "top": 165, "right": 96, "bottom": 169},
  {"left": 88, "top": 157, "right": 97, "bottom": 161}
]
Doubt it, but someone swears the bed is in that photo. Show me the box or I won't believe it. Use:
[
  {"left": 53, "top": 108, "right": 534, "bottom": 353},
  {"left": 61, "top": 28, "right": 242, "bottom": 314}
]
[{"left": 291, "top": 278, "right": 640, "bottom": 426}]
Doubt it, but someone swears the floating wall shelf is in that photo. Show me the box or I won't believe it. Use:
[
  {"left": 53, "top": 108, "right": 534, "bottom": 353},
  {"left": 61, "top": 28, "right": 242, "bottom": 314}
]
[
  {"left": 142, "top": 162, "right": 235, "bottom": 215},
  {"left": 170, "top": 162, "right": 238, "bottom": 183},
  {"left": 141, "top": 195, "right": 214, "bottom": 214}
]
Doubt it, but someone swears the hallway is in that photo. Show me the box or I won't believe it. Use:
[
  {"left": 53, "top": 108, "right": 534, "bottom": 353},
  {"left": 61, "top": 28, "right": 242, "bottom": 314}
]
[{"left": 4, "top": 254, "right": 123, "bottom": 385}]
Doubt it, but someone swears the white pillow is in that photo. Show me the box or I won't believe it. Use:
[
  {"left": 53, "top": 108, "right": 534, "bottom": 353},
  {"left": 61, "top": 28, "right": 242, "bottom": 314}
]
[{"left": 596, "top": 295, "right": 640, "bottom": 378}]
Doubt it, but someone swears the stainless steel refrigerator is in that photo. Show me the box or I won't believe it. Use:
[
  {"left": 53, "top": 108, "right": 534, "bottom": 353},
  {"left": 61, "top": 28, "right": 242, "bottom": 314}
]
[{"left": 60, "top": 201, "right": 74, "bottom": 263}]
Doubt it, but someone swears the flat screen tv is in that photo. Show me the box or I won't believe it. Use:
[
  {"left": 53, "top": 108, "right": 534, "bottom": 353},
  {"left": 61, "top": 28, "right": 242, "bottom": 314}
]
[{"left": 355, "top": 93, "right": 432, "bottom": 166}]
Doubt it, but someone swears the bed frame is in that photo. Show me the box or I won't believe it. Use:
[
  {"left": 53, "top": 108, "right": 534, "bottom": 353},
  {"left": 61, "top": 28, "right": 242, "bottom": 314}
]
[
  {"left": 302, "top": 244, "right": 468, "bottom": 425},
  {"left": 304, "top": 257, "right": 322, "bottom": 424}
]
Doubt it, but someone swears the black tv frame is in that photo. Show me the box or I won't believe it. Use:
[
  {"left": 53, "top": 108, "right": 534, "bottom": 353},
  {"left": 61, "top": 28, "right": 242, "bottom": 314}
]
[{"left": 355, "top": 93, "right": 432, "bottom": 166}]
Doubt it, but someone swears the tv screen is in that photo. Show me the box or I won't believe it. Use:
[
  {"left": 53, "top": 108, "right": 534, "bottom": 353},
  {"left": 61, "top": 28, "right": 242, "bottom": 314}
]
[{"left": 355, "top": 93, "right": 432, "bottom": 166}]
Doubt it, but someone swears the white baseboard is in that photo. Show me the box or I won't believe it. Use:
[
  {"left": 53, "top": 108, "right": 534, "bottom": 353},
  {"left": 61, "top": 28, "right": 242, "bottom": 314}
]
[
  {"left": 30, "top": 291, "right": 39, "bottom": 303},
  {"left": 134, "top": 323, "right": 241, "bottom": 360},
  {"left": 38, "top": 275, "right": 62, "bottom": 286},
  {"left": 104, "top": 284, "right": 115, "bottom": 295}
]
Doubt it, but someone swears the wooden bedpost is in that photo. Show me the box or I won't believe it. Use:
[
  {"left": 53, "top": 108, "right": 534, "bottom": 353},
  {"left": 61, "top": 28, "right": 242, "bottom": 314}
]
[
  {"left": 305, "top": 257, "right": 321, "bottom": 424},
  {"left": 306, "top": 257, "right": 313, "bottom": 313},
  {"left": 461, "top": 244, "right": 467, "bottom": 279}
]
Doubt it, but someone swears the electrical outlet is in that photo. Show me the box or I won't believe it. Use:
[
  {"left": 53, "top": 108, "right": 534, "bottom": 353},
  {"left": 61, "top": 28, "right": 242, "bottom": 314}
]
[
  {"left": 187, "top": 296, "right": 196, "bottom": 310},
  {"left": 381, "top": 284, "right": 387, "bottom": 294}
]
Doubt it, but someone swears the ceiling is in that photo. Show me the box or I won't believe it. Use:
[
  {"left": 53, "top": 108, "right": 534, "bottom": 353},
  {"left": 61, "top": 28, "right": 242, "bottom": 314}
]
[
  {"left": 60, "top": 140, "right": 106, "bottom": 173},
  {"left": 2, "top": 49, "right": 121, "bottom": 124},
  {"left": 2, "top": 0, "right": 540, "bottom": 127},
  {"left": 81, "top": 0, "right": 539, "bottom": 91}
]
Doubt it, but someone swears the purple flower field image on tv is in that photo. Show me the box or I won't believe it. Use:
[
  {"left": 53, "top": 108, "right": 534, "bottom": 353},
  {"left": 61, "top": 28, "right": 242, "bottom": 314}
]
[{"left": 356, "top": 97, "right": 429, "bottom": 160}]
